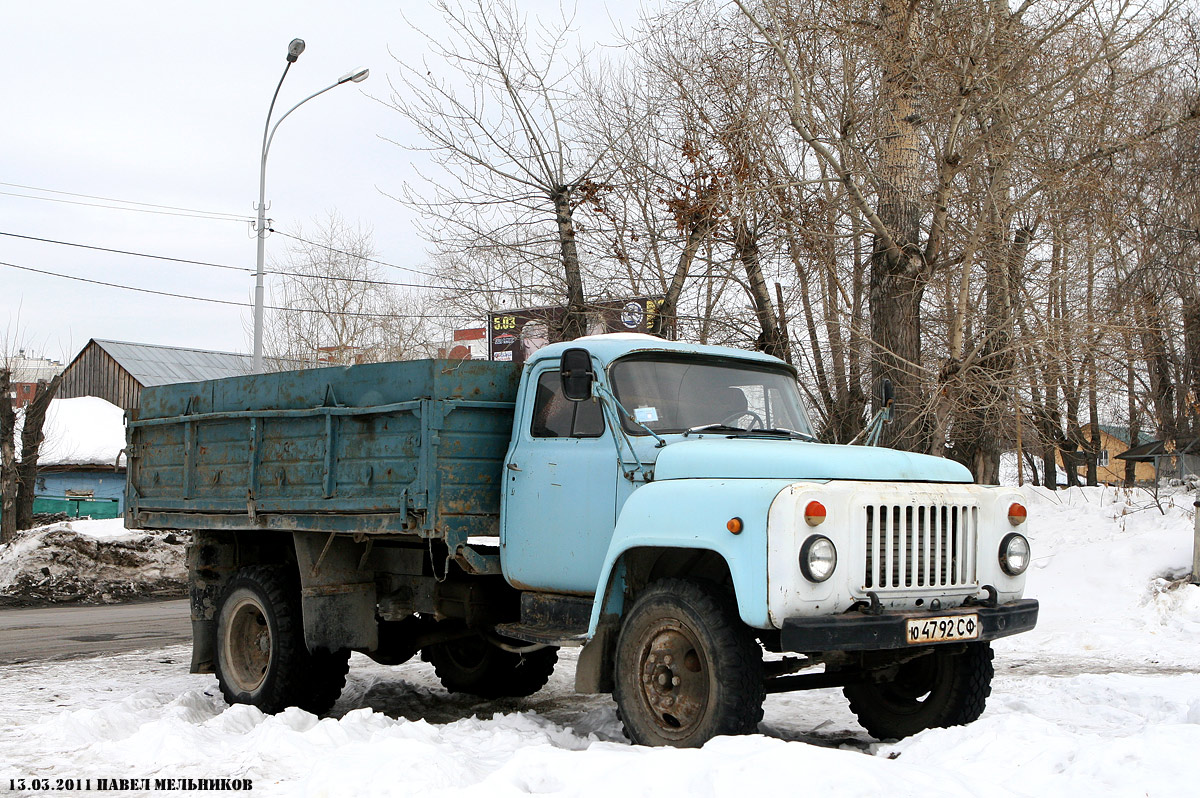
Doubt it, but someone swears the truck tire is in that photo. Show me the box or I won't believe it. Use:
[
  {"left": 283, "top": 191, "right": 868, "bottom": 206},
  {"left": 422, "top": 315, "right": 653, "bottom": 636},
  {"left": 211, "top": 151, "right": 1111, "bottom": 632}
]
[
  {"left": 843, "top": 641, "right": 994, "bottom": 740},
  {"left": 214, "top": 565, "right": 350, "bottom": 715},
  {"left": 613, "top": 579, "right": 765, "bottom": 747},
  {"left": 422, "top": 635, "right": 558, "bottom": 698}
]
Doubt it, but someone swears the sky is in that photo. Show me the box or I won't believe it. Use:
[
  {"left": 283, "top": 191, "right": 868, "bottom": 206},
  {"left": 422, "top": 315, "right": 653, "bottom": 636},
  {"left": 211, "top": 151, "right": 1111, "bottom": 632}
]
[{"left": 0, "top": 0, "right": 626, "bottom": 364}]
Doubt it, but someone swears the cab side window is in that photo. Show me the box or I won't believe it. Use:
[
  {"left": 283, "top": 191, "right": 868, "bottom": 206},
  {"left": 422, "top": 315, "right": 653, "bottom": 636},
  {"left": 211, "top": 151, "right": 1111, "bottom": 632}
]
[{"left": 530, "top": 371, "right": 605, "bottom": 438}]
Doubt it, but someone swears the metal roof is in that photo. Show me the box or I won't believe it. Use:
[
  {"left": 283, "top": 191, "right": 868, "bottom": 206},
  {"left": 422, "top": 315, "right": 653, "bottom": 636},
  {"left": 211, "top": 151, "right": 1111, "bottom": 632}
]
[
  {"left": 1115, "top": 436, "right": 1200, "bottom": 462},
  {"left": 91, "top": 339, "right": 256, "bottom": 387}
]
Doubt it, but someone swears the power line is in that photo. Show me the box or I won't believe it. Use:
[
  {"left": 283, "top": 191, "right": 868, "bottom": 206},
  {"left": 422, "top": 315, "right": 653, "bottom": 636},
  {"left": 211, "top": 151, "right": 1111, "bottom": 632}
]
[
  {"left": 0, "top": 260, "right": 479, "bottom": 321},
  {"left": 0, "top": 181, "right": 253, "bottom": 222},
  {"left": 0, "top": 230, "right": 520, "bottom": 294},
  {"left": 272, "top": 229, "right": 437, "bottom": 278},
  {"left": 0, "top": 231, "right": 248, "bottom": 274},
  {"left": 0, "top": 190, "right": 255, "bottom": 223},
  {"left": 5, "top": 256, "right": 744, "bottom": 333}
]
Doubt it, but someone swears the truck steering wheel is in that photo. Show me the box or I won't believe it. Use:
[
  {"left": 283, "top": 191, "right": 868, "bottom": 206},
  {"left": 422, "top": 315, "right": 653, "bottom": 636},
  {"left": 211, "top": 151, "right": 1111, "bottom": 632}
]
[{"left": 722, "top": 410, "right": 764, "bottom": 429}]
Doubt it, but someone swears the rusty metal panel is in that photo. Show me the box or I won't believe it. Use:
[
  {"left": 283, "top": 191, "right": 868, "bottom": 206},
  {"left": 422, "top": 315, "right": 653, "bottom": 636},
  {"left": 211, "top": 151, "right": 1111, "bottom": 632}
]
[{"left": 128, "top": 359, "right": 519, "bottom": 540}]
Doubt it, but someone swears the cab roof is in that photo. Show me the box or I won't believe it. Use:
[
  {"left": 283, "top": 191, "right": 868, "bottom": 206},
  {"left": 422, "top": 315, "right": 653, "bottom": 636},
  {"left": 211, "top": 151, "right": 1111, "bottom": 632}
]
[{"left": 527, "top": 334, "right": 793, "bottom": 372}]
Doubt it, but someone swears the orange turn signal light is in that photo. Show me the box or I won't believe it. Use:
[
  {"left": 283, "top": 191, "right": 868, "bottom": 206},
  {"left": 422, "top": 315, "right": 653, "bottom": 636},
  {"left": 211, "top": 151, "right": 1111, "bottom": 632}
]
[
  {"left": 1008, "top": 502, "right": 1027, "bottom": 525},
  {"left": 804, "top": 501, "right": 827, "bottom": 526},
  {"left": 727, "top": 517, "right": 744, "bottom": 535}
]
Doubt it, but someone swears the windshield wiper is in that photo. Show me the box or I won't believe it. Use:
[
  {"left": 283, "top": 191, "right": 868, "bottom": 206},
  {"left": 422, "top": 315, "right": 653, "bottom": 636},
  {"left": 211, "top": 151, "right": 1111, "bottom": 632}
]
[
  {"left": 683, "top": 423, "right": 747, "bottom": 437},
  {"left": 757, "top": 427, "right": 820, "bottom": 442},
  {"left": 683, "top": 424, "right": 820, "bottom": 441}
]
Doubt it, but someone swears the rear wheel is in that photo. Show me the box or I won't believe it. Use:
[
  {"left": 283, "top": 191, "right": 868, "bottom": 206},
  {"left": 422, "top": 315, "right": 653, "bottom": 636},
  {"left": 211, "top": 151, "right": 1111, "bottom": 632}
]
[
  {"left": 843, "top": 642, "right": 994, "bottom": 740},
  {"left": 613, "top": 579, "right": 764, "bottom": 747},
  {"left": 214, "top": 565, "right": 349, "bottom": 715},
  {"left": 422, "top": 634, "right": 558, "bottom": 698}
]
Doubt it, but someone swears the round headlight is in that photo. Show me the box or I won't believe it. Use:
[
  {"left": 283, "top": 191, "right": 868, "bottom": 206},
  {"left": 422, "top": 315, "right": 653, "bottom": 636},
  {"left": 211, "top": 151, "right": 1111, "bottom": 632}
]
[
  {"left": 1000, "top": 532, "right": 1030, "bottom": 576},
  {"left": 800, "top": 535, "right": 837, "bottom": 582}
]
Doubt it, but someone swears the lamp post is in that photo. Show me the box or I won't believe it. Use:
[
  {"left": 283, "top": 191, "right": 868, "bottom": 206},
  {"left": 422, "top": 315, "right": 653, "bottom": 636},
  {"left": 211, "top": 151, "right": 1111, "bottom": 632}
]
[{"left": 252, "top": 38, "right": 369, "bottom": 372}]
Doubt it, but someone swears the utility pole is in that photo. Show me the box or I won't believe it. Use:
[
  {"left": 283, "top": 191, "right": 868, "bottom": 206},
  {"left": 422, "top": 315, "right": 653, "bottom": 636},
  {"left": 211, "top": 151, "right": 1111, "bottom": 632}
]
[{"left": 1192, "top": 498, "right": 1199, "bottom": 585}]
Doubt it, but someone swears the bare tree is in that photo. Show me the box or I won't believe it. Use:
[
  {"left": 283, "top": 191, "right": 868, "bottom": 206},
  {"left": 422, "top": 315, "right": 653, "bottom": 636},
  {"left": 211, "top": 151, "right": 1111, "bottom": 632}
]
[
  {"left": 389, "top": 0, "right": 613, "bottom": 341},
  {"left": 734, "top": 0, "right": 1196, "bottom": 471},
  {"left": 16, "top": 375, "right": 62, "bottom": 531},
  {"left": 0, "top": 370, "right": 16, "bottom": 543},
  {"left": 263, "top": 214, "right": 435, "bottom": 366},
  {"left": 1, "top": 334, "right": 63, "bottom": 539}
]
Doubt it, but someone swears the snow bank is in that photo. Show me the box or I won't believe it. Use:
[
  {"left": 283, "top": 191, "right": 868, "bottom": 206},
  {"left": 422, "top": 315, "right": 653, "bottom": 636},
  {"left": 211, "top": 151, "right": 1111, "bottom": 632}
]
[
  {"left": 13, "top": 396, "right": 126, "bottom": 467},
  {"left": 1005, "top": 485, "right": 1199, "bottom": 669},
  {"left": 38, "top": 396, "right": 127, "bottom": 466},
  {"left": 0, "top": 518, "right": 186, "bottom": 605},
  {"left": 1, "top": 648, "right": 1197, "bottom": 797}
]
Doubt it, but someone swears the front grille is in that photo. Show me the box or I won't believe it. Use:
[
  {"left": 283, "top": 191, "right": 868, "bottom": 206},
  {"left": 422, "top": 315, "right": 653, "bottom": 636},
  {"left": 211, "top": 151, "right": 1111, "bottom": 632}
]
[{"left": 863, "top": 504, "right": 977, "bottom": 590}]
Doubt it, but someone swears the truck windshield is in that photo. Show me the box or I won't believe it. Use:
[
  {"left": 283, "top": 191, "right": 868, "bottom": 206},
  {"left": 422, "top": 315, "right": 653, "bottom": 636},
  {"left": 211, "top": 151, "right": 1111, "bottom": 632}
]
[{"left": 610, "top": 355, "right": 815, "bottom": 437}]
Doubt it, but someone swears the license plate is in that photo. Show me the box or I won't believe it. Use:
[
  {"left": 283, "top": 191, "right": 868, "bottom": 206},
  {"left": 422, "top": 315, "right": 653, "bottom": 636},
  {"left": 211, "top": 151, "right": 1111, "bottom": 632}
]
[{"left": 906, "top": 614, "right": 980, "bottom": 644}]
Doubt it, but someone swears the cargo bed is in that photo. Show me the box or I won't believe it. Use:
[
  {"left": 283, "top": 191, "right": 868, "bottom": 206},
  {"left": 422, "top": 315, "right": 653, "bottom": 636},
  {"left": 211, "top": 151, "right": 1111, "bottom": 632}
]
[{"left": 126, "top": 359, "right": 519, "bottom": 548}]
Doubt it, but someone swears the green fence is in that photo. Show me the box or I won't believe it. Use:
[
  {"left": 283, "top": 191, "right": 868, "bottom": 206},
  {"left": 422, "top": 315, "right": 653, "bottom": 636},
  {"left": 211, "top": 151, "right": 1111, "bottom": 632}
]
[{"left": 31, "top": 496, "right": 122, "bottom": 520}]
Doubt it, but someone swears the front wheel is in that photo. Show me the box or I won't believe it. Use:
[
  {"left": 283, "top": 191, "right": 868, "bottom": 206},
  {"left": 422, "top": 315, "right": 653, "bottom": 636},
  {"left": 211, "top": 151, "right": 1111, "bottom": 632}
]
[
  {"left": 214, "top": 565, "right": 349, "bottom": 715},
  {"left": 843, "top": 642, "right": 994, "bottom": 740},
  {"left": 613, "top": 579, "right": 764, "bottom": 747}
]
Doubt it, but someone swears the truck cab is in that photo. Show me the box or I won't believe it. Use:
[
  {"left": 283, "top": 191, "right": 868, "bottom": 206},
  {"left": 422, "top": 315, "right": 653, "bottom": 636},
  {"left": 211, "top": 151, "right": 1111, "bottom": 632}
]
[{"left": 496, "top": 335, "right": 1036, "bottom": 744}]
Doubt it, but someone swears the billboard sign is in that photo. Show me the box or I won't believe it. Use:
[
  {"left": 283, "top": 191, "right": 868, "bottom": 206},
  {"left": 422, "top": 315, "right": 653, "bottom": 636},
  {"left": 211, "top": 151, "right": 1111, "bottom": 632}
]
[{"left": 488, "top": 296, "right": 670, "bottom": 365}]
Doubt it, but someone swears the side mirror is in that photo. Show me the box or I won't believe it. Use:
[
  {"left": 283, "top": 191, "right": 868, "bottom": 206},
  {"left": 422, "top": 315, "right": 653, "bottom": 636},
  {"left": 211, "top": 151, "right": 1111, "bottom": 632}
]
[
  {"left": 880, "top": 378, "right": 894, "bottom": 422},
  {"left": 880, "top": 378, "right": 894, "bottom": 409},
  {"left": 560, "top": 348, "right": 594, "bottom": 402}
]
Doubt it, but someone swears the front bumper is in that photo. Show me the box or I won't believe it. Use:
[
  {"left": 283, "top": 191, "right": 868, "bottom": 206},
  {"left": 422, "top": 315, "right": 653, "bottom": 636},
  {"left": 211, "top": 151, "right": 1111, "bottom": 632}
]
[{"left": 780, "top": 599, "right": 1039, "bottom": 653}]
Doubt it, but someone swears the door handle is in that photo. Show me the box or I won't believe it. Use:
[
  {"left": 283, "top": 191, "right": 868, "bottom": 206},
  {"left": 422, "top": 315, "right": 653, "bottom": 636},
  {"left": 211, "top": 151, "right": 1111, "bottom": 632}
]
[{"left": 506, "top": 462, "right": 521, "bottom": 472}]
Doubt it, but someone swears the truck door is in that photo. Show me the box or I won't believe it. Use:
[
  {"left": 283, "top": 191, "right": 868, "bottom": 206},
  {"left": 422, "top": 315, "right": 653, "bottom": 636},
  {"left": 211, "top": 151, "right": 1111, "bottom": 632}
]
[{"left": 501, "top": 363, "right": 618, "bottom": 595}]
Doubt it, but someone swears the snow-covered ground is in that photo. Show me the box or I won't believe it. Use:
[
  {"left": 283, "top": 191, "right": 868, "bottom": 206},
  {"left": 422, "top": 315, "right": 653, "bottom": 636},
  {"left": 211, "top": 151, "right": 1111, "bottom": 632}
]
[{"left": 1, "top": 486, "right": 1198, "bottom": 795}]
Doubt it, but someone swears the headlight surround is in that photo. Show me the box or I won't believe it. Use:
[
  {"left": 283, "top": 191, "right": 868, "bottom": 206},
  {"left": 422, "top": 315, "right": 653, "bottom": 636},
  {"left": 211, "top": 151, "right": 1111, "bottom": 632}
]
[
  {"left": 999, "top": 532, "right": 1031, "bottom": 576},
  {"left": 800, "top": 535, "right": 837, "bottom": 582}
]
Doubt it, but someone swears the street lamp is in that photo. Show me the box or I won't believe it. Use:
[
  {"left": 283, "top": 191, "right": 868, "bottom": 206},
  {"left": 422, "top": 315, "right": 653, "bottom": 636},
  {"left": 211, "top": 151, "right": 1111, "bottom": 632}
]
[{"left": 252, "top": 38, "right": 369, "bottom": 372}]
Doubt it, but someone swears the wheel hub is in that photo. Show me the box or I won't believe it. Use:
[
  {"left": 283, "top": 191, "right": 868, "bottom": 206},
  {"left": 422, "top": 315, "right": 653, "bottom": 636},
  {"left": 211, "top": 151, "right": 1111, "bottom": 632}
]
[
  {"left": 225, "top": 597, "right": 271, "bottom": 693},
  {"left": 639, "top": 627, "right": 707, "bottom": 732}
]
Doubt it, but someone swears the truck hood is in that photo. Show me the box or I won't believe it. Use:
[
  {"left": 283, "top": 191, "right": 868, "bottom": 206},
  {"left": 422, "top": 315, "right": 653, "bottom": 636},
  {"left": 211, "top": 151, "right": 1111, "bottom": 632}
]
[{"left": 651, "top": 438, "right": 973, "bottom": 483}]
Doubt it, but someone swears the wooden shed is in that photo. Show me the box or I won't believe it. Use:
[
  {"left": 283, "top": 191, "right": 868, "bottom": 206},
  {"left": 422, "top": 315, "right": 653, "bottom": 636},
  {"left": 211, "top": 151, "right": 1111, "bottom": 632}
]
[
  {"left": 1115, "top": 435, "right": 1200, "bottom": 485},
  {"left": 58, "top": 339, "right": 258, "bottom": 412}
]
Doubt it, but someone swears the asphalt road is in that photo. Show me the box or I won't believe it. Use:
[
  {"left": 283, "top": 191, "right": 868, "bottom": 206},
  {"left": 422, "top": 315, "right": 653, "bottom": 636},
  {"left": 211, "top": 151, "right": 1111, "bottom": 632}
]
[{"left": 0, "top": 599, "right": 191, "bottom": 665}]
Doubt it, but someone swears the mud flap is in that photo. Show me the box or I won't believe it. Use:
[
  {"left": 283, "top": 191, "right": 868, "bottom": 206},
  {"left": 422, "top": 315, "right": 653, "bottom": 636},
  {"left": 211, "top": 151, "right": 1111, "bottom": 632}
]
[
  {"left": 293, "top": 531, "right": 379, "bottom": 652},
  {"left": 190, "top": 619, "right": 216, "bottom": 674},
  {"left": 574, "top": 618, "right": 617, "bottom": 694},
  {"left": 187, "top": 534, "right": 237, "bottom": 674}
]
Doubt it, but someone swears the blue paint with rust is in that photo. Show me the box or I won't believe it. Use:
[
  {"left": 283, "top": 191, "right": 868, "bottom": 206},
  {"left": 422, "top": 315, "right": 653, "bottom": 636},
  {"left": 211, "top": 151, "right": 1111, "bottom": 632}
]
[
  {"left": 651, "top": 438, "right": 971, "bottom": 482},
  {"left": 127, "top": 359, "right": 520, "bottom": 551}
]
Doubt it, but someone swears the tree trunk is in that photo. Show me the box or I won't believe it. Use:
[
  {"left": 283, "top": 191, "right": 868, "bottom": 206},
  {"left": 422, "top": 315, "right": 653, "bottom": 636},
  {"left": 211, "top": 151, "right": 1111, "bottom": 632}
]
[
  {"left": 1037, "top": 388, "right": 1061, "bottom": 492},
  {"left": 0, "top": 370, "right": 17, "bottom": 543},
  {"left": 1140, "top": 294, "right": 1178, "bottom": 441},
  {"left": 651, "top": 215, "right": 716, "bottom": 338},
  {"left": 870, "top": 0, "right": 927, "bottom": 452},
  {"left": 735, "top": 219, "right": 789, "bottom": 362},
  {"left": 1087, "top": 360, "right": 1100, "bottom": 486},
  {"left": 1182, "top": 292, "right": 1200, "bottom": 437},
  {"left": 16, "top": 375, "right": 62, "bottom": 531},
  {"left": 1084, "top": 234, "right": 1099, "bottom": 486},
  {"left": 552, "top": 187, "right": 588, "bottom": 342},
  {"left": 1125, "top": 332, "right": 1140, "bottom": 487}
]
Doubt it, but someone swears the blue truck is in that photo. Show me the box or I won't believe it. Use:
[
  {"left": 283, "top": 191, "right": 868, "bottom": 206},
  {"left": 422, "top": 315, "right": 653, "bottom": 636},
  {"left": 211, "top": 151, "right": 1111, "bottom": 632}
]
[{"left": 126, "top": 334, "right": 1037, "bottom": 746}]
